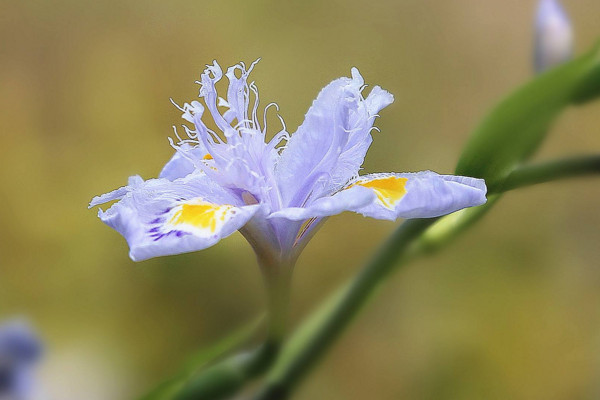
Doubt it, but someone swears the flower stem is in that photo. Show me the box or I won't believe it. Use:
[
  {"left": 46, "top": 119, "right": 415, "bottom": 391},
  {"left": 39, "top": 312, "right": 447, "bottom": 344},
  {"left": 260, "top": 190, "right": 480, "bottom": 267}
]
[
  {"left": 259, "top": 254, "right": 294, "bottom": 346},
  {"left": 239, "top": 222, "right": 297, "bottom": 346}
]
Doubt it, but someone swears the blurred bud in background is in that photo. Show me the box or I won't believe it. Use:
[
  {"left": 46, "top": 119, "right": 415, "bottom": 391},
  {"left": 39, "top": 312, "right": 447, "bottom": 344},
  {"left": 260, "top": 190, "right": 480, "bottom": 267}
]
[
  {"left": 0, "top": 320, "right": 42, "bottom": 400},
  {"left": 534, "top": 0, "right": 574, "bottom": 72}
]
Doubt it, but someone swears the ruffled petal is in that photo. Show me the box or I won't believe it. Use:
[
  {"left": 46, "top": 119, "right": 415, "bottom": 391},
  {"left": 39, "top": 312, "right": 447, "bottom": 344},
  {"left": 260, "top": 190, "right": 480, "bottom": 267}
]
[
  {"left": 349, "top": 172, "right": 487, "bottom": 220},
  {"left": 268, "top": 171, "right": 486, "bottom": 221},
  {"left": 275, "top": 68, "right": 393, "bottom": 208},
  {"left": 90, "top": 173, "right": 259, "bottom": 261},
  {"left": 171, "top": 61, "right": 283, "bottom": 202}
]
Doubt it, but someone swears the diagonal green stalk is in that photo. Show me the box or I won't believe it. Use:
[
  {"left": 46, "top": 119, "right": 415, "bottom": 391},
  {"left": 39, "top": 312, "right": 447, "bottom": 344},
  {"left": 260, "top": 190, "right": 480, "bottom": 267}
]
[
  {"left": 252, "top": 155, "right": 600, "bottom": 400},
  {"left": 488, "top": 154, "right": 600, "bottom": 193}
]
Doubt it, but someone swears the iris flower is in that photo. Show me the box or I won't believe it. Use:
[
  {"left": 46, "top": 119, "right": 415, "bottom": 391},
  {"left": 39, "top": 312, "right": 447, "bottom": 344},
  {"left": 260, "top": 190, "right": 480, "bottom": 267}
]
[{"left": 90, "top": 61, "right": 486, "bottom": 265}]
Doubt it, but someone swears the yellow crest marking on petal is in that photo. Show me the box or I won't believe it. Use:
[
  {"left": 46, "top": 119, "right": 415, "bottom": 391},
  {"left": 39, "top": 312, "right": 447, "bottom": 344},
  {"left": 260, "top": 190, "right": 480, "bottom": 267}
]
[
  {"left": 169, "top": 200, "right": 232, "bottom": 233},
  {"left": 203, "top": 154, "right": 213, "bottom": 160},
  {"left": 354, "top": 176, "right": 408, "bottom": 209}
]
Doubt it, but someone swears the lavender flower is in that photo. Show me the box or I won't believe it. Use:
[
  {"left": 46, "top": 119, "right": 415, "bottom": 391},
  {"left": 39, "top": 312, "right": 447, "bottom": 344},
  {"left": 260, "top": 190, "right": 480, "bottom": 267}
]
[
  {"left": 0, "top": 321, "right": 42, "bottom": 400},
  {"left": 90, "top": 61, "right": 486, "bottom": 262},
  {"left": 535, "top": 0, "right": 574, "bottom": 72}
]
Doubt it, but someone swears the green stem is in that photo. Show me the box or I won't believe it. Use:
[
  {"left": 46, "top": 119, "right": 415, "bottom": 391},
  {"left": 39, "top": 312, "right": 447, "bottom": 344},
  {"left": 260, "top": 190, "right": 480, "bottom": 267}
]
[
  {"left": 488, "top": 154, "right": 600, "bottom": 193},
  {"left": 260, "top": 254, "right": 294, "bottom": 346},
  {"left": 239, "top": 222, "right": 297, "bottom": 346}
]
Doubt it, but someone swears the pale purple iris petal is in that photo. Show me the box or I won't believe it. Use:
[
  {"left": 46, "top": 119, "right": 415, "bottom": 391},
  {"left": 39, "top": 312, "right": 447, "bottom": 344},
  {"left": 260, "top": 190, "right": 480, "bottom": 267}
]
[
  {"left": 159, "top": 143, "right": 210, "bottom": 181},
  {"left": 276, "top": 68, "right": 393, "bottom": 208},
  {"left": 269, "top": 171, "right": 485, "bottom": 221},
  {"left": 91, "top": 173, "right": 260, "bottom": 261},
  {"left": 353, "top": 171, "right": 487, "bottom": 220},
  {"left": 364, "top": 86, "right": 394, "bottom": 116},
  {"left": 89, "top": 175, "right": 144, "bottom": 208}
]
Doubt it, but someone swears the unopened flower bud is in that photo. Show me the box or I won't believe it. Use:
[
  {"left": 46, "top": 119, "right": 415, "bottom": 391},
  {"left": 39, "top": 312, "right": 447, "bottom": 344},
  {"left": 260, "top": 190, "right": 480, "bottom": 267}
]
[{"left": 534, "top": 0, "right": 574, "bottom": 72}]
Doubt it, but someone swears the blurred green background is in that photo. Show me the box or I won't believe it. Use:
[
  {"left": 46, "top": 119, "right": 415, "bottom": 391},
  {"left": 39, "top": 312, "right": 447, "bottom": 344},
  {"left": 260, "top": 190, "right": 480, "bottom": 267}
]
[{"left": 1, "top": 1, "right": 600, "bottom": 399}]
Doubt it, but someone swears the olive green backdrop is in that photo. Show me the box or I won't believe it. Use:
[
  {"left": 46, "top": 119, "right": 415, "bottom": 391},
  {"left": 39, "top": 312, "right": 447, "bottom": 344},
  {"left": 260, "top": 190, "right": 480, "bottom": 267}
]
[{"left": 1, "top": 1, "right": 600, "bottom": 399}]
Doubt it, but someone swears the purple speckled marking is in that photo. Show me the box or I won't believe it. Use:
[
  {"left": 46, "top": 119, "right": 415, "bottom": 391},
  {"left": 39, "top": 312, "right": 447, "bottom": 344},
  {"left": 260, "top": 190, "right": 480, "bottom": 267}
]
[
  {"left": 152, "top": 233, "right": 166, "bottom": 241},
  {"left": 150, "top": 230, "right": 190, "bottom": 241},
  {"left": 150, "top": 217, "right": 163, "bottom": 224}
]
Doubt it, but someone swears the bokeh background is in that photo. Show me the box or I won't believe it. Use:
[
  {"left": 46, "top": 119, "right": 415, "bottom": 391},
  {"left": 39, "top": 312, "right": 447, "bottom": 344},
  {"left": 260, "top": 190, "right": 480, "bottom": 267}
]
[{"left": 2, "top": 1, "right": 600, "bottom": 399}]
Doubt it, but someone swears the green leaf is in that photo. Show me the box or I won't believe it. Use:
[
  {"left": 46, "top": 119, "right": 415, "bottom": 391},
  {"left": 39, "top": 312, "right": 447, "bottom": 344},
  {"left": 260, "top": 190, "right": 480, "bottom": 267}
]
[
  {"left": 455, "top": 42, "right": 600, "bottom": 182},
  {"left": 138, "top": 316, "right": 264, "bottom": 400}
]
